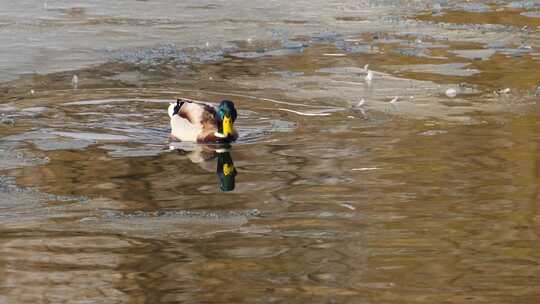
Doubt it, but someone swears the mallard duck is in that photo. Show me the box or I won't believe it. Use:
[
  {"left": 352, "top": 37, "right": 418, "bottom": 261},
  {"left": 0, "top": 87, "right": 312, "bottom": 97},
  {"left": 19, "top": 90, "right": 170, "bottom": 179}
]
[{"left": 168, "top": 98, "right": 238, "bottom": 143}]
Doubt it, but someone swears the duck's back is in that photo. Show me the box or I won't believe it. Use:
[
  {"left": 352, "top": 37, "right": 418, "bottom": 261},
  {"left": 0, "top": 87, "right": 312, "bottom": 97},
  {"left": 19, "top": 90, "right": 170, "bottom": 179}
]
[{"left": 170, "top": 101, "right": 215, "bottom": 142}]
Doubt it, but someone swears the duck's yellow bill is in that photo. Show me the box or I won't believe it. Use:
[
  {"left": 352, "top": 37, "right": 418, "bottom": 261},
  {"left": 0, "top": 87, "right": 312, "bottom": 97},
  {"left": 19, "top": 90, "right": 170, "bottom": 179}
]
[
  {"left": 222, "top": 116, "right": 234, "bottom": 137},
  {"left": 223, "top": 163, "right": 235, "bottom": 176}
]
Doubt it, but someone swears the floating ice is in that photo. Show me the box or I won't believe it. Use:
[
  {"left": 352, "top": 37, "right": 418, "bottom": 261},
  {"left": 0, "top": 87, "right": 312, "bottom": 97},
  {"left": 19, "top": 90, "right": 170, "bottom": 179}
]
[
  {"left": 455, "top": 3, "right": 491, "bottom": 12},
  {"left": 365, "top": 70, "right": 373, "bottom": 83},
  {"left": 521, "top": 11, "right": 540, "bottom": 18},
  {"left": 51, "top": 131, "right": 131, "bottom": 141},
  {"left": 451, "top": 49, "right": 495, "bottom": 61},
  {"left": 22, "top": 107, "right": 48, "bottom": 113},
  {"left": 339, "top": 202, "right": 356, "bottom": 210},
  {"left": 230, "top": 47, "right": 302, "bottom": 59},
  {"left": 445, "top": 88, "right": 457, "bottom": 98},
  {"left": 72, "top": 74, "right": 78, "bottom": 89},
  {"left": 392, "top": 48, "right": 430, "bottom": 58},
  {"left": 107, "top": 43, "right": 221, "bottom": 65},
  {"left": 63, "top": 98, "right": 132, "bottom": 106},
  {"left": 335, "top": 41, "right": 379, "bottom": 54},
  {"left": 351, "top": 167, "right": 379, "bottom": 171},
  {"left": 487, "top": 41, "right": 507, "bottom": 49},
  {"left": 508, "top": 1, "right": 540, "bottom": 9},
  {"left": 323, "top": 53, "right": 346, "bottom": 57},
  {"left": 282, "top": 41, "right": 305, "bottom": 50},
  {"left": 396, "top": 63, "right": 480, "bottom": 77},
  {"left": 0, "top": 114, "right": 15, "bottom": 126},
  {"left": 495, "top": 88, "right": 511, "bottom": 95},
  {"left": 229, "top": 51, "right": 267, "bottom": 59},
  {"left": 418, "top": 130, "right": 448, "bottom": 136},
  {"left": 271, "top": 71, "right": 304, "bottom": 78},
  {"left": 99, "top": 145, "right": 163, "bottom": 158},
  {"left": 432, "top": 3, "right": 443, "bottom": 16},
  {"left": 276, "top": 108, "right": 332, "bottom": 116},
  {"left": 311, "top": 32, "right": 341, "bottom": 43},
  {"left": 32, "top": 139, "right": 94, "bottom": 151},
  {"left": 318, "top": 66, "right": 372, "bottom": 75}
]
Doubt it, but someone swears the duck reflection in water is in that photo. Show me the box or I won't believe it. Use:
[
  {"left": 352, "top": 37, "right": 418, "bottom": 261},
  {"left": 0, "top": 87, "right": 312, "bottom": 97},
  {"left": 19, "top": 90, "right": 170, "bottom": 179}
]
[{"left": 169, "top": 142, "right": 237, "bottom": 192}]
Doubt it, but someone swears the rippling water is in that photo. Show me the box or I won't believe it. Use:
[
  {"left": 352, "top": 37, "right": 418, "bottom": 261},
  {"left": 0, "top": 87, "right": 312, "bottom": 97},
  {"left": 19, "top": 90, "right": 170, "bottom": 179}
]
[
  {"left": 2, "top": 86, "right": 540, "bottom": 303},
  {"left": 2, "top": 0, "right": 540, "bottom": 303}
]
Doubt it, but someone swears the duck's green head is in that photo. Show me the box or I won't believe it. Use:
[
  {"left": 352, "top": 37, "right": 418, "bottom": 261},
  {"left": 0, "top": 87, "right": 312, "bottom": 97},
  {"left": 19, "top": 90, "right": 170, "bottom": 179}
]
[
  {"left": 216, "top": 100, "right": 238, "bottom": 140},
  {"left": 216, "top": 150, "right": 236, "bottom": 192}
]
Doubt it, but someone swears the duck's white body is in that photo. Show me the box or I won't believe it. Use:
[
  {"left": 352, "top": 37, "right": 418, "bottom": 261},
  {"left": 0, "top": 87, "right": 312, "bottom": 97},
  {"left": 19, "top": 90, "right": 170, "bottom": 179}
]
[
  {"left": 168, "top": 102, "right": 206, "bottom": 142},
  {"left": 170, "top": 115, "right": 202, "bottom": 141}
]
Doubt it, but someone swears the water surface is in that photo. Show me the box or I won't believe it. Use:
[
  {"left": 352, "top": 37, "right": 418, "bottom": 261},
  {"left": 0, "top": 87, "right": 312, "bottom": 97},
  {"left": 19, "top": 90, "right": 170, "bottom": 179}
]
[{"left": 1, "top": 1, "right": 540, "bottom": 303}]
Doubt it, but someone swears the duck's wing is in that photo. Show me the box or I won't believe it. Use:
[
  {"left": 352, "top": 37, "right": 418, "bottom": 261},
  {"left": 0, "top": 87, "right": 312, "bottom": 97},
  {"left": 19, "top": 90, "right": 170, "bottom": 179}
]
[
  {"left": 177, "top": 99, "right": 217, "bottom": 124},
  {"left": 170, "top": 115, "right": 202, "bottom": 142},
  {"left": 179, "top": 101, "right": 221, "bottom": 142},
  {"left": 170, "top": 100, "right": 219, "bottom": 142}
]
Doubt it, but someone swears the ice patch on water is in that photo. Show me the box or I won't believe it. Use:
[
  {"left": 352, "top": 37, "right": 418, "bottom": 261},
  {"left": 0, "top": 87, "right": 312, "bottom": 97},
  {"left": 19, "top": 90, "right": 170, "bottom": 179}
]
[
  {"left": 418, "top": 130, "right": 448, "bottom": 136},
  {"left": 351, "top": 167, "right": 379, "bottom": 171},
  {"left": 432, "top": 3, "right": 444, "bottom": 16},
  {"left": 2, "top": 129, "right": 95, "bottom": 151},
  {"left": 104, "top": 209, "right": 260, "bottom": 220},
  {"left": 0, "top": 175, "right": 88, "bottom": 219},
  {"left": 62, "top": 98, "right": 172, "bottom": 106},
  {"left": 335, "top": 41, "right": 379, "bottom": 54},
  {"left": 318, "top": 66, "right": 371, "bottom": 76},
  {"left": 451, "top": 49, "right": 496, "bottom": 60},
  {"left": 392, "top": 47, "right": 435, "bottom": 58},
  {"left": 51, "top": 131, "right": 131, "bottom": 141},
  {"left": 310, "top": 32, "right": 341, "bottom": 43},
  {"left": 229, "top": 51, "right": 268, "bottom": 59},
  {"left": 282, "top": 41, "right": 306, "bottom": 50},
  {"left": 521, "top": 11, "right": 540, "bottom": 18},
  {"left": 3, "top": 130, "right": 118, "bottom": 151},
  {"left": 496, "top": 46, "right": 534, "bottom": 57},
  {"left": 62, "top": 99, "right": 129, "bottom": 106},
  {"left": 454, "top": 3, "right": 491, "bottom": 13},
  {"left": 2, "top": 130, "right": 57, "bottom": 142},
  {"left": 271, "top": 71, "right": 305, "bottom": 78},
  {"left": 32, "top": 139, "right": 94, "bottom": 151},
  {"left": 0, "top": 144, "right": 48, "bottom": 170},
  {"left": 230, "top": 47, "right": 303, "bottom": 59},
  {"left": 82, "top": 208, "right": 262, "bottom": 236},
  {"left": 222, "top": 247, "right": 288, "bottom": 258},
  {"left": 99, "top": 144, "right": 164, "bottom": 158},
  {"left": 508, "top": 0, "right": 540, "bottom": 9},
  {"left": 237, "top": 118, "right": 297, "bottom": 144},
  {"left": 275, "top": 108, "right": 332, "bottom": 116},
  {"left": 0, "top": 114, "right": 15, "bottom": 126},
  {"left": 106, "top": 43, "right": 238, "bottom": 65},
  {"left": 396, "top": 63, "right": 480, "bottom": 77},
  {"left": 22, "top": 107, "right": 49, "bottom": 113},
  {"left": 487, "top": 41, "right": 508, "bottom": 49}
]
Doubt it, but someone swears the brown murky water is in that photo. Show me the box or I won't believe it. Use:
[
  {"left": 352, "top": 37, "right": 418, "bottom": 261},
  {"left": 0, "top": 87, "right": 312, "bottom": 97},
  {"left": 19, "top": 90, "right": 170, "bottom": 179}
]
[{"left": 1, "top": 1, "right": 540, "bottom": 303}]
